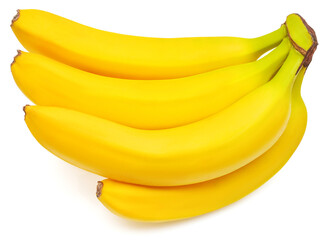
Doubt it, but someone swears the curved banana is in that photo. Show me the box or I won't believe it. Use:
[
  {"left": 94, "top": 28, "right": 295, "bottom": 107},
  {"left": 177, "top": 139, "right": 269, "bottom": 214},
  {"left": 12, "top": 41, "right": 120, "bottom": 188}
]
[
  {"left": 97, "top": 67, "right": 308, "bottom": 222},
  {"left": 11, "top": 9, "right": 286, "bottom": 79},
  {"left": 12, "top": 39, "right": 290, "bottom": 130},
  {"left": 23, "top": 47, "right": 303, "bottom": 186}
]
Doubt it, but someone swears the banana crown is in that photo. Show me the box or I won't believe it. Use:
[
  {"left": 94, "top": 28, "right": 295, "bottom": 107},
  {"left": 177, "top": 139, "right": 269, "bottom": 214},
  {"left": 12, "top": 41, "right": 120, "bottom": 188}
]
[{"left": 286, "top": 14, "right": 318, "bottom": 70}]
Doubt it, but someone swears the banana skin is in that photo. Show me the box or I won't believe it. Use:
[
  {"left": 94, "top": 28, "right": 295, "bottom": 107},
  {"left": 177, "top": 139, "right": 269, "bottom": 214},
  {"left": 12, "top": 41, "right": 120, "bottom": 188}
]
[
  {"left": 97, "top": 67, "right": 307, "bottom": 222},
  {"left": 12, "top": 39, "right": 290, "bottom": 130},
  {"left": 23, "top": 47, "right": 303, "bottom": 186},
  {"left": 11, "top": 9, "right": 286, "bottom": 79}
]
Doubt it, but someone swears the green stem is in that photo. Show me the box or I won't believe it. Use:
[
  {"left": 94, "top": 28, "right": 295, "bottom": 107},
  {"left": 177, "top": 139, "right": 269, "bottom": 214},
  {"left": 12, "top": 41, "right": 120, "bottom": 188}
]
[
  {"left": 251, "top": 25, "right": 287, "bottom": 55},
  {"left": 272, "top": 47, "right": 304, "bottom": 88},
  {"left": 257, "top": 37, "right": 291, "bottom": 66}
]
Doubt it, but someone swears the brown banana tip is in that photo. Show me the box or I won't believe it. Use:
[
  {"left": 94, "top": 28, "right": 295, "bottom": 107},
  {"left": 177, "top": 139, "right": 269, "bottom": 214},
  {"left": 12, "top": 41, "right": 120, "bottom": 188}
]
[
  {"left": 11, "top": 9, "right": 20, "bottom": 27},
  {"left": 23, "top": 104, "right": 30, "bottom": 120},
  {"left": 96, "top": 181, "right": 104, "bottom": 198},
  {"left": 11, "top": 50, "right": 22, "bottom": 67}
]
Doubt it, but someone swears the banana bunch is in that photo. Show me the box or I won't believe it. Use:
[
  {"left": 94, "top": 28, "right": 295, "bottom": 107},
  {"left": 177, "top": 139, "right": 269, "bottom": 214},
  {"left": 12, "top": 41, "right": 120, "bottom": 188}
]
[{"left": 11, "top": 10, "right": 317, "bottom": 222}]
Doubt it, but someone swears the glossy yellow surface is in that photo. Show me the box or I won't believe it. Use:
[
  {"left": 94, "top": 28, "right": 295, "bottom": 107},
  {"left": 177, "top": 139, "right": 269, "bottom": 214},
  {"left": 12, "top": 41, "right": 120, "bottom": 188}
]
[
  {"left": 98, "top": 67, "right": 307, "bottom": 222},
  {"left": 12, "top": 39, "right": 290, "bottom": 129},
  {"left": 23, "top": 48, "right": 303, "bottom": 186},
  {"left": 11, "top": 9, "right": 286, "bottom": 79}
]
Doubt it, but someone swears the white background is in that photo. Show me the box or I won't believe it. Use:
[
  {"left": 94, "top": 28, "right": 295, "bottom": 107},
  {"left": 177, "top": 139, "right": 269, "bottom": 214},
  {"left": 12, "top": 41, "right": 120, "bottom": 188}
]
[{"left": 0, "top": 0, "right": 326, "bottom": 239}]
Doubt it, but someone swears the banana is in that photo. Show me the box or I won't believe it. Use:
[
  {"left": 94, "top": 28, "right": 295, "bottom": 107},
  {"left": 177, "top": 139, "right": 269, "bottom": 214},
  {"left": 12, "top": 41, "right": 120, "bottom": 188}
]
[
  {"left": 11, "top": 9, "right": 286, "bottom": 79},
  {"left": 12, "top": 38, "right": 290, "bottom": 130},
  {"left": 23, "top": 47, "right": 304, "bottom": 186},
  {"left": 96, "top": 67, "right": 308, "bottom": 222}
]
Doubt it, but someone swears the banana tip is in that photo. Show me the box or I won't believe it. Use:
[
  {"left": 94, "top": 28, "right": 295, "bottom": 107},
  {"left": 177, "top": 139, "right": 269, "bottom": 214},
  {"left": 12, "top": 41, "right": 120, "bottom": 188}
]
[
  {"left": 96, "top": 181, "right": 103, "bottom": 198},
  {"left": 11, "top": 9, "right": 20, "bottom": 27},
  {"left": 23, "top": 104, "right": 30, "bottom": 120},
  {"left": 11, "top": 50, "right": 22, "bottom": 67}
]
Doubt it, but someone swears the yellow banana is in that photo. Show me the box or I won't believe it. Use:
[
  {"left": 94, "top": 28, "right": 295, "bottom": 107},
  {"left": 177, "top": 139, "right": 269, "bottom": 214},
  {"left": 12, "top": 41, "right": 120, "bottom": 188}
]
[
  {"left": 11, "top": 9, "right": 286, "bottom": 79},
  {"left": 23, "top": 47, "right": 303, "bottom": 186},
  {"left": 12, "top": 39, "right": 290, "bottom": 130},
  {"left": 97, "top": 67, "right": 308, "bottom": 222}
]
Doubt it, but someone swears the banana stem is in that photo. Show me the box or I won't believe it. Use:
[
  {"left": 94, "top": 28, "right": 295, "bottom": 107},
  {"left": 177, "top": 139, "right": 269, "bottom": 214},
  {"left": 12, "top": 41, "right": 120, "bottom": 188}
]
[
  {"left": 272, "top": 47, "right": 304, "bottom": 88},
  {"left": 257, "top": 37, "right": 291, "bottom": 65},
  {"left": 251, "top": 25, "right": 287, "bottom": 55},
  {"left": 285, "top": 14, "right": 318, "bottom": 70}
]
